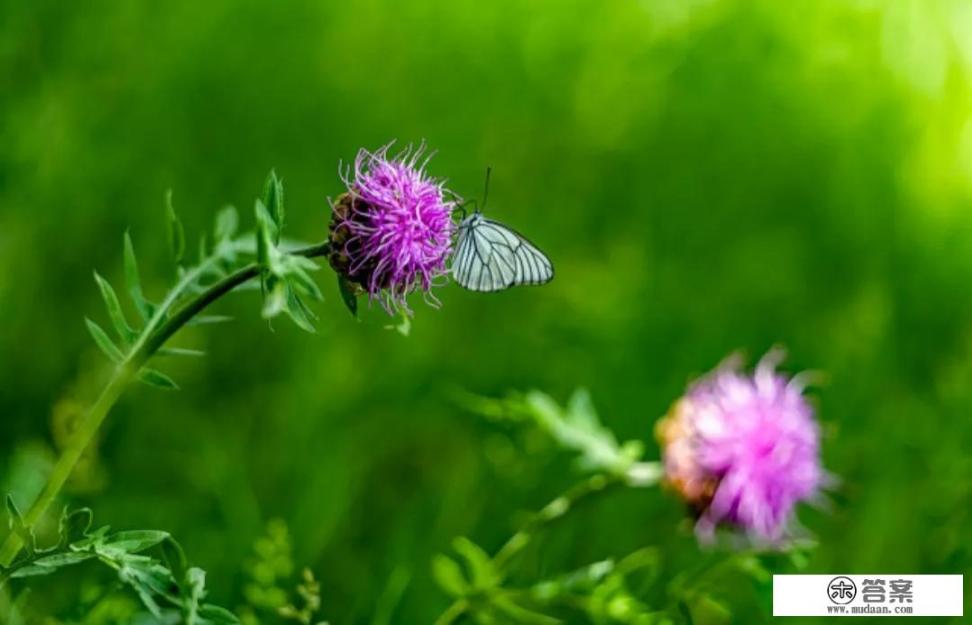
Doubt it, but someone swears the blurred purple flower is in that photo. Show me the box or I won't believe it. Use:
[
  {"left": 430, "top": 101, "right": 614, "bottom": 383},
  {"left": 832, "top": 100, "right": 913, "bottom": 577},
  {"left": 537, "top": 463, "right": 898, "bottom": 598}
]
[
  {"left": 328, "top": 143, "right": 457, "bottom": 314},
  {"left": 656, "top": 350, "right": 825, "bottom": 544}
]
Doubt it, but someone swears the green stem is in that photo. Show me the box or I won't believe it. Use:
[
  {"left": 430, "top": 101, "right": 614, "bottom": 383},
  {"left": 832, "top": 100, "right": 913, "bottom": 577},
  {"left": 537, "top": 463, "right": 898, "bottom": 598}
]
[
  {"left": 435, "top": 466, "right": 659, "bottom": 624},
  {"left": 0, "top": 241, "right": 330, "bottom": 568},
  {"left": 492, "top": 473, "right": 622, "bottom": 573},
  {"left": 432, "top": 599, "right": 469, "bottom": 625}
]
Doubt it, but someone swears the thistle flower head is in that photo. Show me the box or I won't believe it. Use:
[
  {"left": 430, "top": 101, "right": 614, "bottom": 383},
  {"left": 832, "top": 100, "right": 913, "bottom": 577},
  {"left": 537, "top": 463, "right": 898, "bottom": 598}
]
[
  {"left": 328, "top": 143, "right": 457, "bottom": 314},
  {"left": 656, "top": 350, "right": 825, "bottom": 544}
]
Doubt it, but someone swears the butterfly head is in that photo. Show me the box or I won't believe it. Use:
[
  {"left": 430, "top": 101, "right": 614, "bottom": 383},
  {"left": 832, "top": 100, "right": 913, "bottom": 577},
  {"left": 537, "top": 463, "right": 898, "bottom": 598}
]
[{"left": 458, "top": 211, "right": 485, "bottom": 231}]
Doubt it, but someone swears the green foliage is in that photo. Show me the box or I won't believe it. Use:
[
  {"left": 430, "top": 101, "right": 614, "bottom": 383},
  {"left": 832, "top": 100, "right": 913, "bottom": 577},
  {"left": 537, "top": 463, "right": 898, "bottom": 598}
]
[
  {"left": 433, "top": 537, "right": 558, "bottom": 625},
  {"left": 240, "top": 519, "right": 294, "bottom": 619},
  {"left": 238, "top": 521, "right": 329, "bottom": 625},
  {"left": 85, "top": 318, "right": 125, "bottom": 364},
  {"left": 93, "top": 271, "right": 137, "bottom": 345},
  {"left": 255, "top": 174, "right": 324, "bottom": 333},
  {"left": 85, "top": 178, "right": 326, "bottom": 392},
  {"left": 460, "top": 389, "right": 659, "bottom": 484},
  {"left": 0, "top": 500, "right": 239, "bottom": 624},
  {"left": 433, "top": 389, "right": 718, "bottom": 625},
  {"left": 276, "top": 569, "right": 327, "bottom": 625},
  {"left": 531, "top": 549, "right": 667, "bottom": 625},
  {"left": 263, "top": 171, "right": 286, "bottom": 243},
  {"left": 137, "top": 367, "right": 180, "bottom": 390},
  {"left": 3, "top": 0, "right": 972, "bottom": 623}
]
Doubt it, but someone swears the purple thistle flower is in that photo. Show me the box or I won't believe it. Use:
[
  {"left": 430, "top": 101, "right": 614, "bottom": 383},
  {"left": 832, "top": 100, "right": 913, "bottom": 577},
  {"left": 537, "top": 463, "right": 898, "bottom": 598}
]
[
  {"left": 656, "top": 350, "right": 826, "bottom": 544},
  {"left": 328, "top": 143, "right": 457, "bottom": 314}
]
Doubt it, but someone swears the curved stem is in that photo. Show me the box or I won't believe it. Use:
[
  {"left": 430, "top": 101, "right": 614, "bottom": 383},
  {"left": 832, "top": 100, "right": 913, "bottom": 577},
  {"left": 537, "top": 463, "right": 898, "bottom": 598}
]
[
  {"left": 433, "top": 598, "right": 469, "bottom": 625},
  {"left": 435, "top": 461, "right": 662, "bottom": 624},
  {"left": 435, "top": 469, "right": 648, "bottom": 625},
  {"left": 0, "top": 241, "right": 330, "bottom": 567},
  {"left": 492, "top": 473, "right": 622, "bottom": 573}
]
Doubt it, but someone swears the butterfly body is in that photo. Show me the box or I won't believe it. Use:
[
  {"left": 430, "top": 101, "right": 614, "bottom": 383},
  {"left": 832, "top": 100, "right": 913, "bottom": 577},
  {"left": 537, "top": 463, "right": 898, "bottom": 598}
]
[{"left": 452, "top": 211, "right": 554, "bottom": 292}]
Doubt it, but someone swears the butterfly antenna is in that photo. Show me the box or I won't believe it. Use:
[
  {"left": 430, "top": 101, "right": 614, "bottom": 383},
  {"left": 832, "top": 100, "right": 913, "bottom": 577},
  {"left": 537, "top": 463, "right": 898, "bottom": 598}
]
[
  {"left": 481, "top": 167, "right": 492, "bottom": 213},
  {"left": 448, "top": 189, "right": 472, "bottom": 220}
]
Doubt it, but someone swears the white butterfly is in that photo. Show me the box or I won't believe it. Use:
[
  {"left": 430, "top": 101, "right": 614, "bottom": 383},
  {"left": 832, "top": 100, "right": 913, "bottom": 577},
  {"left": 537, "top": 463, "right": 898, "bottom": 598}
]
[{"left": 452, "top": 211, "right": 554, "bottom": 292}]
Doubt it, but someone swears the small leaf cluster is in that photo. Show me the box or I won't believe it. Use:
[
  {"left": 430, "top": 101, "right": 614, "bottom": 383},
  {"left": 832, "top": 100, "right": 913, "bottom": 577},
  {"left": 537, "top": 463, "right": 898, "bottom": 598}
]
[
  {"left": 238, "top": 520, "right": 329, "bottom": 625},
  {"left": 87, "top": 172, "right": 329, "bottom": 392},
  {"left": 436, "top": 389, "right": 797, "bottom": 624},
  {"left": 255, "top": 172, "right": 323, "bottom": 332},
  {"left": 432, "top": 539, "right": 711, "bottom": 625},
  {"left": 459, "top": 389, "right": 653, "bottom": 481},
  {"left": 526, "top": 548, "right": 769, "bottom": 625},
  {"left": 276, "top": 569, "right": 327, "bottom": 625},
  {"left": 529, "top": 549, "right": 669, "bottom": 625},
  {"left": 432, "top": 519, "right": 689, "bottom": 624},
  {"left": 87, "top": 193, "right": 252, "bottom": 389},
  {"left": 434, "top": 537, "right": 558, "bottom": 625},
  {"left": 1, "top": 497, "right": 239, "bottom": 624},
  {"left": 431, "top": 516, "right": 749, "bottom": 625}
]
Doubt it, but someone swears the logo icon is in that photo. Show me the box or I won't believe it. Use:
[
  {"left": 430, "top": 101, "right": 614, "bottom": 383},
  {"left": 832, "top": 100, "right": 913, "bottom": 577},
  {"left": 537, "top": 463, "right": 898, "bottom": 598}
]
[{"left": 828, "top": 576, "right": 857, "bottom": 605}]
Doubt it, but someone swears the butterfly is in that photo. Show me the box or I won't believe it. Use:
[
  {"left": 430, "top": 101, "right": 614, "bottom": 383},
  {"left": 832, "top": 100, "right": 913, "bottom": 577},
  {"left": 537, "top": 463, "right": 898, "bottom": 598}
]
[{"left": 451, "top": 169, "right": 554, "bottom": 292}]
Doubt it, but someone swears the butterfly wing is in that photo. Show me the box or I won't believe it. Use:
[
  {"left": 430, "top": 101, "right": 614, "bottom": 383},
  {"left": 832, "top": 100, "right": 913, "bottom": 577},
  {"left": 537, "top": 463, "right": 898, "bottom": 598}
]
[{"left": 453, "top": 216, "right": 554, "bottom": 292}]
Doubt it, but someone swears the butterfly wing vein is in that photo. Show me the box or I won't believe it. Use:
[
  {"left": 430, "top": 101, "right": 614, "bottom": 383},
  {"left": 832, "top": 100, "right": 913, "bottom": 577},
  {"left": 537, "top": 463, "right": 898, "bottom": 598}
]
[{"left": 453, "top": 218, "right": 553, "bottom": 292}]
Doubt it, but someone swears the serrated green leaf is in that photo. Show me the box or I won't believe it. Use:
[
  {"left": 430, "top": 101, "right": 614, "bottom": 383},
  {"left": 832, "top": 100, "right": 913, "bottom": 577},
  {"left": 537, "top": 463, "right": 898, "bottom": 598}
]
[
  {"left": 1, "top": 504, "right": 241, "bottom": 623},
  {"left": 70, "top": 525, "right": 110, "bottom": 551},
  {"left": 337, "top": 276, "right": 358, "bottom": 317},
  {"left": 30, "top": 551, "right": 94, "bottom": 569},
  {"left": 214, "top": 205, "right": 239, "bottom": 242},
  {"left": 85, "top": 318, "right": 125, "bottom": 363},
  {"left": 432, "top": 555, "right": 468, "bottom": 597},
  {"left": 524, "top": 390, "right": 624, "bottom": 473},
  {"left": 166, "top": 190, "right": 186, "bottom": 263},
  {"left": 94, "top": 271, "right": 136, "bottom": 343},
  {"left": 105, "top": 530, "right": 170, "bottom": 554},
  {"left": 116, "top": 556, "right": 170, "bottom": 618},
  {"left": 184, "top": 567, "right": 207, "bottom": 625},
  {"left": 138, "top": 367, "right": 179, "bottom": 390},
  {"left": 123, "top": 232, "right": 155, "bottom": 321},
  {"left": 9, "top": 564, "right": 57, "bottom": 579},
  {"left": 59, "top": 507, "right": 93, "bottom": 546}
]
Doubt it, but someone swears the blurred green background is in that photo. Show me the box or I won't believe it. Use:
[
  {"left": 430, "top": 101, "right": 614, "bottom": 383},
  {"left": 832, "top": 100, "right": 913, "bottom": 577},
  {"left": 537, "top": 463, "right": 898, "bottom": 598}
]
[{"left": 1, "top": 0, "right": 971, "bottom": 622}]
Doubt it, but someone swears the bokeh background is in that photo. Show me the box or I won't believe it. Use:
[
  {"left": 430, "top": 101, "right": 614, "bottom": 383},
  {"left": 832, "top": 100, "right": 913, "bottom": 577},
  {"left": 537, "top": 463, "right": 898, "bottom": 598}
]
[{"left": 1, "top": 0, "right": 971, "bottom": 622}]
